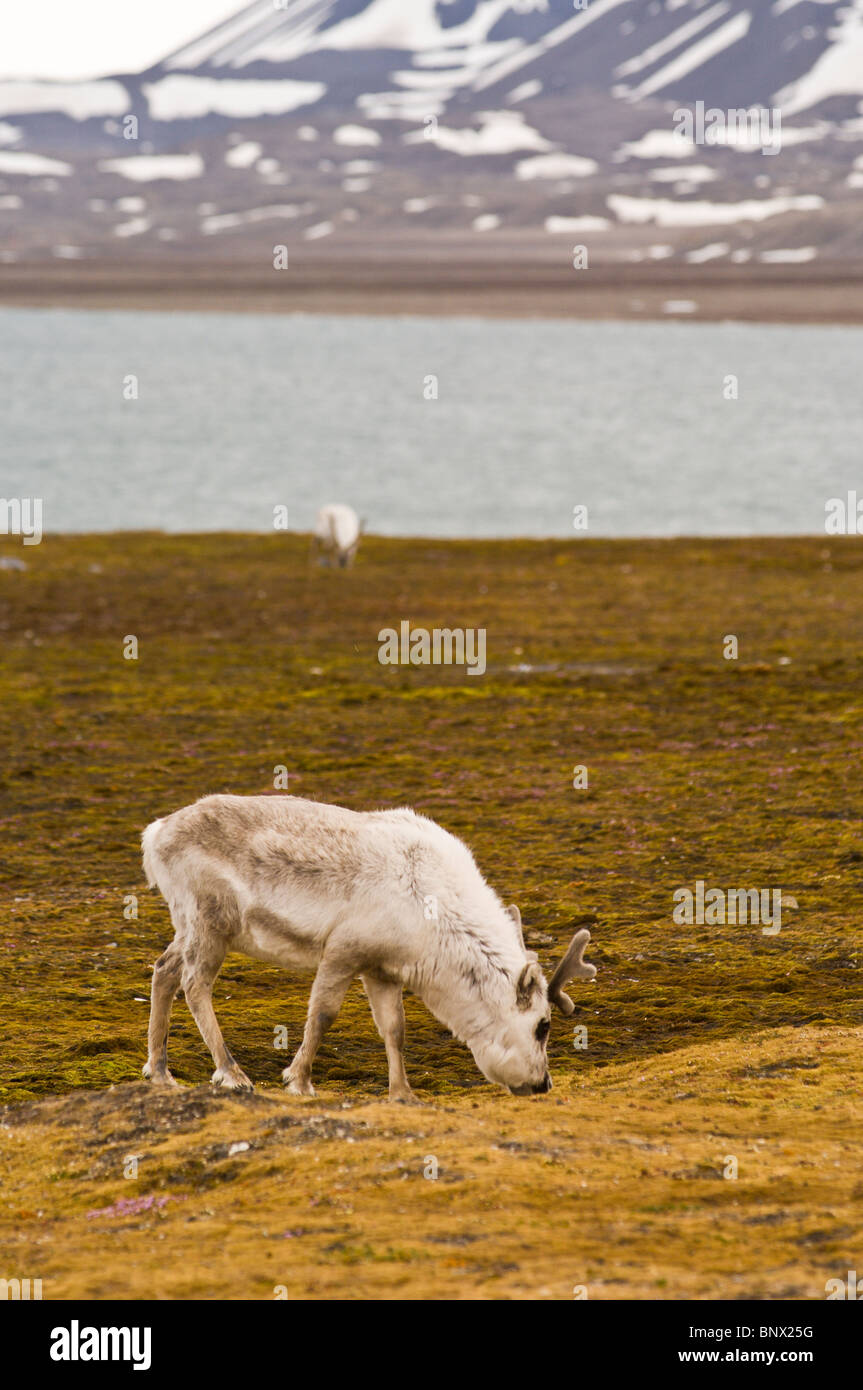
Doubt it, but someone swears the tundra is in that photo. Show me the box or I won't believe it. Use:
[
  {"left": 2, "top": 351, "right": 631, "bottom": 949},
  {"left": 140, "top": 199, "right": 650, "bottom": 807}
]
[{"left": 141, "top": 795, "right": 596, "bottom": 1099}]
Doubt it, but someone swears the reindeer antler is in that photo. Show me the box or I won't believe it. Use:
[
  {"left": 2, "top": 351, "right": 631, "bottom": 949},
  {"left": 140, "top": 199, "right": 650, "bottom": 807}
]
[{"left": 547, "top": 916, "right": 597, "bottom": 1015}]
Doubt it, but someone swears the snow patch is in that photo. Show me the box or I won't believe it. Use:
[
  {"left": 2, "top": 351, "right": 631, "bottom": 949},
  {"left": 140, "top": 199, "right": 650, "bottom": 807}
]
[
  {"left": 114, "top": 217, "right": 151, "bottom": 238},
  {"left": 507, "top": 78, "right": 543, "bottom": 104},
  {"left": 607, "top": 192, "right": 824, "bottom": 226},
  {"left": 100, "top": 154, "right": 204, "bottom": 182},
  {"left": 358, "top": 91, "right": 450, "bottom": 122},
  {"left": 201, "top": 204, "right": 313, "bottom": 235},
  {"left": 516, "top": 152, "right": 598, "bottom": 179},
  {"left": 649, "top": 164, "right": 718, "bottom": 183},
  {"left": 334, "top": 124, "right": 382, "bottom": 147},
  {"left": 0, "top": 151, "right": 71, "bottom": 176},
  {"left": 761, "top": 122, "right": 832, "bottom": 148},
  {"left": 225, "top": 141, "right": 262, "bottom": 169},
  {"left": 144, "top": 76, "right": 325, "bottom": 121},
  {"left": 685, "top": 241, "right": 730, "bottom": 262},
  {"left": 407, "top": 110, "right": 551, "bottom": 156},
  {"left": 0, "top": 80, "right": 129, "bottom": 121},
  {"left": 545, "top": 215, "right": 610, "bottom": 233},
  {"left": 758, "top": 246, "right": 817, "bottom": 262},
  {"left": 616, "top": 130, "right": 696, "bottom": 160}
]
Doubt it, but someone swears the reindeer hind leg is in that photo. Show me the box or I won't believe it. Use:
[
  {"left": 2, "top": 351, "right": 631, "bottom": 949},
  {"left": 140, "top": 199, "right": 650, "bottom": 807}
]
[
  {"left": 143, "top": 939, "right": 182, "bottom": 1086},
  {"left": 182, "top": 901, "right": 253, "bottom": 1093}
]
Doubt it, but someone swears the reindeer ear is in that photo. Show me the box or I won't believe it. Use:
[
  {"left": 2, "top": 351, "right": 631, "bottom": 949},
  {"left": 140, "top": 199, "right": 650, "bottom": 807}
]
[
  {"left": 505, "top": 903, "right": 525, "bottom": 950},
  {"left": 516, "top": 960, "right": 543, "bottom": 1010}
]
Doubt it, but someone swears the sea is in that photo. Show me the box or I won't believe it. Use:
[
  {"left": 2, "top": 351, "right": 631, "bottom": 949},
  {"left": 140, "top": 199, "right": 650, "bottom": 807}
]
[{"left": 2, "top": 306, "right": 860, "bottom": 537}]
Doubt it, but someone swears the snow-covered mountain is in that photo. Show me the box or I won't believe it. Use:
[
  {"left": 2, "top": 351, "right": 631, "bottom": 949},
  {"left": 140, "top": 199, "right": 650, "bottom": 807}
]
[
  {"left": 1, "top": 0, "right": 863, "bottom": 264},
  {"left": 151, "top": 0, "right": 863, "bottom": 118}
]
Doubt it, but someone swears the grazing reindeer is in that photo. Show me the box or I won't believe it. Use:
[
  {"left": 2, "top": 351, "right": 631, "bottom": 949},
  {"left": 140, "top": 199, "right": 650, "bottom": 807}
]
[
  {"left": 141, "top": 795, "right": 596, "bottom": 1099},
  {"left": 312, "top": 504, "right": 362, "bottom": 568}
]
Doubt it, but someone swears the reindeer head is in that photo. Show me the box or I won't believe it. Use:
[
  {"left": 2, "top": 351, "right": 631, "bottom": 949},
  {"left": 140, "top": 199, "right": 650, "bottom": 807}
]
[{"left": 467, "top": 908, "right": 597, "bottom": 1097}]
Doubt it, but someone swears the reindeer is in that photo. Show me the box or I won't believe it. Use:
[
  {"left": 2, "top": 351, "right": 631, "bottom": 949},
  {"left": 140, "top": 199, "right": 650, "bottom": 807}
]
[
  {"left": 141, "top": 795, "right": 596, "bottom": 1100},
  {"left": 311, "top": 504, "right": 362, "bottom": 569}
]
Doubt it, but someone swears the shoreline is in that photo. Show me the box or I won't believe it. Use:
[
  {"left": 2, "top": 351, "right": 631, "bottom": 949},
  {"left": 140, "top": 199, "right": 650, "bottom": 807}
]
[
  {"left": 3, "top": 260, "right": 863, "bottom": 322},
  {"left": 0, "top": 530, "right": 846, "bottom": 546}
]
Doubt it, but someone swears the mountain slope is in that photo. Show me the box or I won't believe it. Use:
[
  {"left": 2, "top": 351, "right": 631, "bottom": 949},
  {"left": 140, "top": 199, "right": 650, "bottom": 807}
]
[{"left": 0, "top": 0, "right": 862, "bottom": 266}]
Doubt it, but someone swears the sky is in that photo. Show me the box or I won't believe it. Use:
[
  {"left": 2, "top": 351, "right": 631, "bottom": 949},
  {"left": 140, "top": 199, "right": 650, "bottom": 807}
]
[{"left": 0, "top": 2, "right": 247, "bottom": 81}]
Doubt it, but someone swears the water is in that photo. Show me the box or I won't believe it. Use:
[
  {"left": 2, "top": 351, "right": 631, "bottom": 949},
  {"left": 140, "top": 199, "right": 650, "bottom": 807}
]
[{"left": 2, "top": 306, "right": 861, "bottom": 537}]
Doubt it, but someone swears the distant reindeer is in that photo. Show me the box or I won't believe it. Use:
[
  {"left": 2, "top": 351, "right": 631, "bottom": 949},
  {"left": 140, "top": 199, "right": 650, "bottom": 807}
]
[
  {"left": 141, "top": 795, "right": 596, "bottom": 1100},
  {"left": 312, "top": 504, "right": 362, "bottom": 568}
]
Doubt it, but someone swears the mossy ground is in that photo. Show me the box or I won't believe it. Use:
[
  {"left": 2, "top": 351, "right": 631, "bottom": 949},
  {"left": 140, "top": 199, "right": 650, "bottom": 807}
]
[
  {"left": 2, "top": 1027, "right": 860, "bottom": 1300},
  {"left": 0, "top": 533, "right": 861, "bottom": 1298}
]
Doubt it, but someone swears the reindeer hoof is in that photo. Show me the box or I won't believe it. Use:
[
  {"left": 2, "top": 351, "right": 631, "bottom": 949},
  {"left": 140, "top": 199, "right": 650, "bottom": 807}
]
[
  {"left": 142, "top": 1062, "right": 178, "bottom": 1087},
  {"left": 211, "top": 1068, "right": 254, "bottom": 1093},
  {"left": 281, "top": 1068, "right": 315, "bottom": 1097}
]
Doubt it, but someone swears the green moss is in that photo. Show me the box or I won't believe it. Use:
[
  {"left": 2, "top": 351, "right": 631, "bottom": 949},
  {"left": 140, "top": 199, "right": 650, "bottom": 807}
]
[{"left": 0, "top": 533, "right": 861, "bottom": 1104}]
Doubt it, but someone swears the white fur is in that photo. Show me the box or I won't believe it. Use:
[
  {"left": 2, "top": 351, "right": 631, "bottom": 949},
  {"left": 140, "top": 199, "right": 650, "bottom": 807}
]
[
  {"left": 141, "top": 795, "right": 593, "bottom": 1097},
  {"left": 313, "top": 503, "right": 361, "bottom": 567}
]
